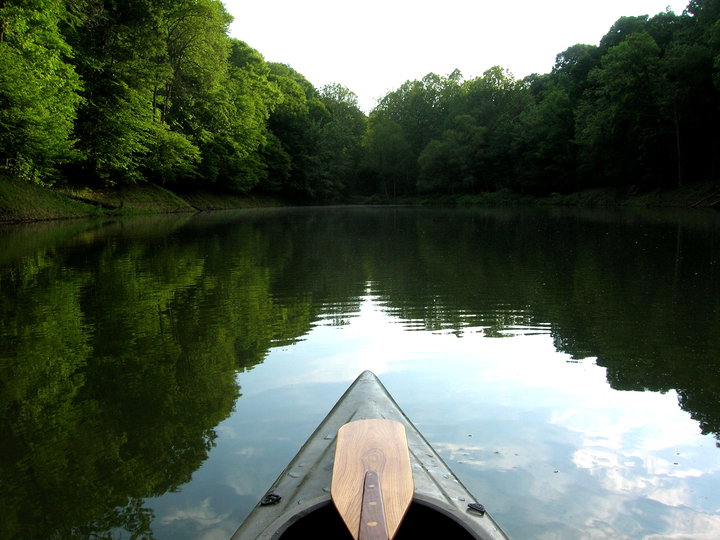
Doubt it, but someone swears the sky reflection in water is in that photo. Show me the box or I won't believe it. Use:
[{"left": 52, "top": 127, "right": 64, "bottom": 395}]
[{"left": 150, "top": 295, "right": 720, "bottom": 540}]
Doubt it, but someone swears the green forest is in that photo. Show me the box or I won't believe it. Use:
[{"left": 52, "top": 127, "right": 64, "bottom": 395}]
[{"left": 2, "top": 0, "right": 720, "bottom": 201}]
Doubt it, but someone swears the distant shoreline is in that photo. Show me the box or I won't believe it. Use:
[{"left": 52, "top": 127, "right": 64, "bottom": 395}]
[{"left": 1, "top": 178, "right": 718, "bottom": 224}]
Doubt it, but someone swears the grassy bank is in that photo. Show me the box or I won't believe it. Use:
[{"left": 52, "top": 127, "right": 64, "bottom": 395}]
[
  {"left": 0, "top": 179, "right": 102, "bottom": 222},
  {"left": 0, "top": 178, "right": 285, "bottom": 223},
  {"left": 2, "top": 177, "right": 719, "bottom": 224}
]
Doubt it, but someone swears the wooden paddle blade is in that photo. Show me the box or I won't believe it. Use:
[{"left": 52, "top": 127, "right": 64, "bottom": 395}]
[{"left": 331, "top": 419, "right": 414, "bottom": 539}]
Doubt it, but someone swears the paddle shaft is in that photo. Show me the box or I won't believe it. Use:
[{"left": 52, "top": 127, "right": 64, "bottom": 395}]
[{"left": 359, "top": 470, "right": 389, "bottom": 540}]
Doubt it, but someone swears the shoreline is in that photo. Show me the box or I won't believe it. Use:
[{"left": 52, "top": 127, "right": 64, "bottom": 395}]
[
  {"left": 1, "top": 179, "right": 718, "bottom": 224},
  {"left": 0, "top": 180, "right": 289, "bottom": 224}
]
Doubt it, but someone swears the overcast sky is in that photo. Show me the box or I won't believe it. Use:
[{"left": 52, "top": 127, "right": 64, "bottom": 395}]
[{"left": 224, "top": 0, "right": 689, "bottom": 111}]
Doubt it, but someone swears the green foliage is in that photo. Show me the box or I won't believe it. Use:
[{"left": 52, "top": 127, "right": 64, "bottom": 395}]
[
  {"left": 260, "top": 63, "right": 318, "bottom": 198},
  {"left": 363, "top": 71, "right": 463, "bottom": 195},
  {"left": 364, "top": 68, "right": 532, "bottom": 196},
  {"left": 575, "top": 32, "right": 673, "bottom": 187},
  {"left": 61, "top": 0, "right": 242, "bottom": 186},
  {"left": 362, "top": 116, "right": 414, "bottom": 196},
  {"left": 144, "top": 125, "right": 200, "bottom": 184},
  {"left": 456, "top": 67, "right": 533, "bottom": 191},
  {"left": 375, "top": 72, "right": 461, "bottom": 155},
  {"left": 258, "top": 131, "right": 292, "bottom": 191},
  {"left": 599, "top": 15, "right": 651, "bottom": 51},
  {"left": 258, "top": 65, "right": 366, "bottom": 199},
  {"left": 314, "top": 84, "right": 367, "bottom": 198},
  {"left": 156, "top": 0, "right": 233, "bottom": 133},
  {"left": 63, "top": 0, "right": 166, "bottom": 183},
  {"left": 418, "top": 115, "right": 486, "bottom": 193},
  {"left": 551, "top": 44, "right": 600, "bottom": 101},
  {"left": 195, "top": 40, "right": 281, "bottom": 192},
  {"left": 514, "top": 88, "right": 576, "bottom": 194},
  {"left": 0, "top": 0, "right": 82, "bottom": 183}
]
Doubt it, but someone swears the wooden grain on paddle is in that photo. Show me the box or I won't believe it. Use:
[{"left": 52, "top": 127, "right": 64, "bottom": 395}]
[{"left": 331, "top": 419, "right": 413, "bottom": 539}]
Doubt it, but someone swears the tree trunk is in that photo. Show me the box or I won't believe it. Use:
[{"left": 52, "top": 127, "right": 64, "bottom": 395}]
[
  {"left": 673, "top": 106, "right": 683, "bottom": 188},
  {"left": 161, "top": 82, "right": 173, "bottom": 124}
]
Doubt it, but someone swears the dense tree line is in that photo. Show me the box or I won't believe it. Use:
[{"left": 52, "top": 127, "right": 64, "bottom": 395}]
[
  {"left": 363, "top": 1, "right": 720, "bottom": 197},
  {"left": 0, "top": 0, "right": 366, "bottom": 201},
  {"left": 1, "top": 0, "right": 719, "bottom": 200}
]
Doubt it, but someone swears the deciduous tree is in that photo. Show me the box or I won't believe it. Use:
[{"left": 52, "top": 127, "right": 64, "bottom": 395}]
[{"left": 0, "top": 0, "right": 81, "bottom": 183}]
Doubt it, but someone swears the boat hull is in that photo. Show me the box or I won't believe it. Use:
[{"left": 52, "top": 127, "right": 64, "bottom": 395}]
[{"left": 230, "top": 371, "right": 509, "bottom": 539}]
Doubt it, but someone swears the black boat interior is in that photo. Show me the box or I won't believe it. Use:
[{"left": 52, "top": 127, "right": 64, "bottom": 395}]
[{"left": 276, "top": 498, "right": 483, "bottom": 539}]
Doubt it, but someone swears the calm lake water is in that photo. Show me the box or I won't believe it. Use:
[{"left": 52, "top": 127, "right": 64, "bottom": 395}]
[{"left": 1, "top": 206, "right": 719, "bottom": 540}]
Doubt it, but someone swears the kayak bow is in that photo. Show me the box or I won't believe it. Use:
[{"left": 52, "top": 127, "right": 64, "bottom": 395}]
[{"left": 230, "top": 371, "right": 509, "bottom": 540}]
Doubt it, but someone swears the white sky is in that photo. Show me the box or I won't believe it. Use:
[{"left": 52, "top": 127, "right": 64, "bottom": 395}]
[{"left": 225, "top": 1, "right": 689, "bottom": 111}]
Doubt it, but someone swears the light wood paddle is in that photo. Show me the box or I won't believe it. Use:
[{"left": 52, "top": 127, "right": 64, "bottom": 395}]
[{"left": 331, "top": 419, "right": 414, "bottom": 539}]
